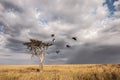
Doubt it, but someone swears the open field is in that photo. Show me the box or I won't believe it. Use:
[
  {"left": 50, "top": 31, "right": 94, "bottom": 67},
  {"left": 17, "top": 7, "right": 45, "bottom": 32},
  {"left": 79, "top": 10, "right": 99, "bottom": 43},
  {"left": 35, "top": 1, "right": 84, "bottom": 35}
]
[{"left": 0, "top": 64, "right": 120, "bottom": 80}]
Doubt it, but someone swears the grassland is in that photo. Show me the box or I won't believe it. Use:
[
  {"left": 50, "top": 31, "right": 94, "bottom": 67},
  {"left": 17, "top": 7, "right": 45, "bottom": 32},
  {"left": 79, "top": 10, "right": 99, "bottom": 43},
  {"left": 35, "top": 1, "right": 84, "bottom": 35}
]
[{"left": 0, "top": 64, "right": 120, "bottom": 80}]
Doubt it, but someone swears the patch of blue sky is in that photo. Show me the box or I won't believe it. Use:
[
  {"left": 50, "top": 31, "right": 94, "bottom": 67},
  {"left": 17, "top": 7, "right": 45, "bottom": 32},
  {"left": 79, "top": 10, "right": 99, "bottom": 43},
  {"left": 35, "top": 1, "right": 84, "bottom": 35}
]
[
  {"left": 6, "top": 8, "right": 15, "bottom": 13},
  {"left": 103, "top": 0, "right": 118, "bottom": 16},
  {"left": 35, "top": 8, "right": 49, "bottom": 26},
  {"left": 0, "top": 25, "right": 4, "bottom": 33},
  {"left": 39, "top": 17, "right": 49, "bottom": 25}
]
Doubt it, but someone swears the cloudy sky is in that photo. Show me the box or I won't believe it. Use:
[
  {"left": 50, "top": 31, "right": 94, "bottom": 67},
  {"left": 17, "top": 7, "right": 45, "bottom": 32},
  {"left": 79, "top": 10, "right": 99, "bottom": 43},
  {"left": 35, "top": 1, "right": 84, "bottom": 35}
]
[{"left": 0, "top": 0, "right": 120, "bottom": 64}]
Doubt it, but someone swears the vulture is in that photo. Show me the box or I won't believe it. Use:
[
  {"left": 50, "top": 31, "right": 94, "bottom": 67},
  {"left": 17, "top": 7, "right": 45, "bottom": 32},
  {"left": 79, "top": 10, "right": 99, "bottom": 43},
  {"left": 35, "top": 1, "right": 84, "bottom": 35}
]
[
  {"left": 56, "top": 50, "right": 60, "bottom": 54},
  {"left": 51, "top": 34, "right": 55, "bottom": 37},
  {"left": 66, "top": 45, "right": 71, "bottom": 48},
  {"left": 72, "top": 37, "right": 77, "bottom": 41},
  {"left": 52, "top": 38, "right": 55, "bottom": 42}
]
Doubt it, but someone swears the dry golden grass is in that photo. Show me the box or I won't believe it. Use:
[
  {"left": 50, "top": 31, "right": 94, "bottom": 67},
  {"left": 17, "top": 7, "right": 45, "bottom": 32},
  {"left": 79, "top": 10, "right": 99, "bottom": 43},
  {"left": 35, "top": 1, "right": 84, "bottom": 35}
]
[{"left": 0, "top": 64, "right": 120, "bottom": 80}]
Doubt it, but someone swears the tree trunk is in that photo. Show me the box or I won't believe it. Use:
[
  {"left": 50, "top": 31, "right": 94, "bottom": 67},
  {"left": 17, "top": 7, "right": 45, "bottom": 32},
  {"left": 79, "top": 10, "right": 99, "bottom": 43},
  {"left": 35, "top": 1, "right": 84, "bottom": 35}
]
[
  {"left": 39, "top": 62, "right": 43, "bottom": 72},
  {"left": 39, "top": 52, "right": 45, "bottom": 72}
]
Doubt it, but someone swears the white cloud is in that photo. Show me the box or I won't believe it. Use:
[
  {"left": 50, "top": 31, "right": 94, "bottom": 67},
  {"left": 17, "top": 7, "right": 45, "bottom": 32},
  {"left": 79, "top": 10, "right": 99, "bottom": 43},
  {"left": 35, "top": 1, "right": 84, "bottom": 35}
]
[{"left": 0, "top": 0, "right": 120, "bottom": 64}]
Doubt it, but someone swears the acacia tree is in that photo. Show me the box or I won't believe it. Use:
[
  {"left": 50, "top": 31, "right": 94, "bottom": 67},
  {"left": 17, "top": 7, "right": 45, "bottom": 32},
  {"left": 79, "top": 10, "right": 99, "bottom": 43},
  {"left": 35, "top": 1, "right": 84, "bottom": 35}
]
[
  {"left": 23, "top": 39, "right": 53, "bottom": 72},
  {"left": 23, "top": 34, "right": 77, "bottom": 72}
]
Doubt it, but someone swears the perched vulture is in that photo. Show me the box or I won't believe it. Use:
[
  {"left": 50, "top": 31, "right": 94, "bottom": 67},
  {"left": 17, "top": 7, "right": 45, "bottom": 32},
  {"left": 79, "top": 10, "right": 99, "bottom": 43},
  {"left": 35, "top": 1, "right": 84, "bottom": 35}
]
[
  {"left": 52, "top": 38, "right": 55, "bottom": 42},
  {"left": 72, "top": 37, "right": 77, "bottom": 41}
]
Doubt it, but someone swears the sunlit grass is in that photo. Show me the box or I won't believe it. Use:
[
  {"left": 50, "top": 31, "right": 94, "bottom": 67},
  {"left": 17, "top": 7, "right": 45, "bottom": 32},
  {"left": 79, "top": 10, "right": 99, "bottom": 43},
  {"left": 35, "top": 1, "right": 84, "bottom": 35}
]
[{"left": 0, "top": 64, "right": 120, "bottom": 80}]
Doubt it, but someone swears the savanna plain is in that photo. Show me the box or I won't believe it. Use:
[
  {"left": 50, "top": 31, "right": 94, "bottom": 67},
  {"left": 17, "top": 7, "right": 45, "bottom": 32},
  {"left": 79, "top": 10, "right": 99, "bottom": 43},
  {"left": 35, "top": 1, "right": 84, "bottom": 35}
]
[{"left": 0, "top": 64, "right": 120, "bottom": 80}]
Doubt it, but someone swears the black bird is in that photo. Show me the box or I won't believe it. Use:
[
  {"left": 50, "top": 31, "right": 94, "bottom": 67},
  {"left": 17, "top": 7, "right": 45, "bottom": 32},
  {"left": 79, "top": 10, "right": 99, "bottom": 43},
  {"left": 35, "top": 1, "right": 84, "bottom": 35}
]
[
  {"left": 56, "top": 50, "right": 60, "bottom": 54},
  {"left": 66, "top": 45, "right": 71, "bottom": 48},
  {"left": 51, "top": 34, "right": 55, "bottom": 37},
  {"left": 72, "top": 37, "right": 77, "bottom": 41},
  {"left": 52, "top": 38, "right": 55, "bottom": 42}
]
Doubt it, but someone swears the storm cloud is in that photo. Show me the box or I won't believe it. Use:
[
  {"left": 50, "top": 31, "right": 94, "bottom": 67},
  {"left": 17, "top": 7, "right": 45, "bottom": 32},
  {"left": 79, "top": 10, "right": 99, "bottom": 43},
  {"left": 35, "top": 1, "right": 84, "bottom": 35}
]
[{"left": 0, "top": 0, "right": 120, "bottom": 64}]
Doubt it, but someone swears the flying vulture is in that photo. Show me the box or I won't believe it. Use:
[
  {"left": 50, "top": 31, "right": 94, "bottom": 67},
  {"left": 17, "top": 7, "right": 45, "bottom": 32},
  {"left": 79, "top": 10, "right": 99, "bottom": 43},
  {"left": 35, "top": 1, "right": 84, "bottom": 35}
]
[
  {"left": 56, "top": 50, "right": 60, "bottom": 54},
  {"left": 72, "top": 37, "right": 77, "bottom": 41},
  {"left": 51, "top": 34, "right": 55, "bottom": 37},
  {"left": 66, "top": 45, "right": 71, "bottom": 48}
]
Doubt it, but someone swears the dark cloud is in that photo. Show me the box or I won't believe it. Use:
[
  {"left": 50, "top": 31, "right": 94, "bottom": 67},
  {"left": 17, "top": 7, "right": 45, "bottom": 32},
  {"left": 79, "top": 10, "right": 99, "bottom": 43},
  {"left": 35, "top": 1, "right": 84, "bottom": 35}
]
[
  {"left": 0, "top": 0, "right": 23, "bottom": 13},
  {"left": 67, "top": 44, "right": 120, "bottom": 64},
  {"left": 5, "top": 38, "right": 26, "bottom": 53}
]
